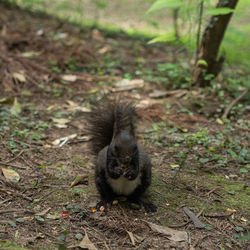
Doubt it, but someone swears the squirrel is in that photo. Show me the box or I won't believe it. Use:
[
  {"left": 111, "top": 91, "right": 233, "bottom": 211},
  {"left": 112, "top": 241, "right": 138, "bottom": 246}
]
[{"left": 86, "top": 100, "right": 157, "bottom": 212}]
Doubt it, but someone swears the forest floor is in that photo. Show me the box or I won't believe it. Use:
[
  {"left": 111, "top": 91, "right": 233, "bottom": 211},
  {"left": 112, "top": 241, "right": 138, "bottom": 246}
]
[{"left": 0, "top": 2, "right": 249, "bottom": 250}]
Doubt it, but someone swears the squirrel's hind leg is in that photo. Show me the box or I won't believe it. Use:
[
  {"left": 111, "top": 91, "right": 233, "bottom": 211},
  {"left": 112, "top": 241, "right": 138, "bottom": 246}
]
[{"left": 95, "top": 170, "right": 116, "bottom": 211}]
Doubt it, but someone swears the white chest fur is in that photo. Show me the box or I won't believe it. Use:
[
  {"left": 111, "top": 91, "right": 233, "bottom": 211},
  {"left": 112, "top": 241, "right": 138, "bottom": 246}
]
[{"left": 107, "top": 175, "right": 141, "bottom": 196}]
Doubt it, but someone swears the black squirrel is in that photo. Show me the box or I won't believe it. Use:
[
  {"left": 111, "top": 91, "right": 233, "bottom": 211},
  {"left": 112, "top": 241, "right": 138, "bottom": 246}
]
[{"left": 86, "top": 100, "right": 157, "bottom": 212}]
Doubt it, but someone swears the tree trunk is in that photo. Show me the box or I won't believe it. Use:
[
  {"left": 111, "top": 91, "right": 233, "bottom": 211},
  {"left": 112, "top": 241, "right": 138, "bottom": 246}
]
[{"left": 192, "top": 0, "right": 239, "bottom": 87}]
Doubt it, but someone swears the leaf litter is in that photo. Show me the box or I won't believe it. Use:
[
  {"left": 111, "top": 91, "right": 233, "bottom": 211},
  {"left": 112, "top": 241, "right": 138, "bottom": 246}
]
[{"left": 0, "top": 2, "right": 249, "bottom": 250}]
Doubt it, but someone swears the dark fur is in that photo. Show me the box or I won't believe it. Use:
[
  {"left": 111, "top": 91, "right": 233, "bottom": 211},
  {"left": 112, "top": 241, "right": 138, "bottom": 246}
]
[
  {"left": 86, "top": 100, "right": 135, "bottom": 153},
  {"left": 86, "top": 100, "right": 157, "bottom": 212}
]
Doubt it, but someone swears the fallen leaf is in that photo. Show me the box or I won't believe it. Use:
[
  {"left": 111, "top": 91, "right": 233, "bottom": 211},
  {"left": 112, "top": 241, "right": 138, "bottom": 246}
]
[
  {"left": 75, "top": 233, "right": 84, "bottom": 240},
  {"left": 240, "top": 217, "right": 247, "bottom": 222},
  {"left": 226, "top": 208, "right": 237, "bottom": 213},
  {"left": 12, "top": 72, "right": 26, "bottom": 82},
  {"left": 127, "top": 231, "right": 136, "bottom": 246},
  {"left": 46, "top": 212, "right": 61, "bottom": 220},
  {"left": 35, "top": 216, "right": 44, "bottom": 222},
  {"left": 145, "top": 221, "right": 188, "bottom": 242},
  {"left": 239, "top": 233, "right": 250, "bottom": 242},
  {"left": 52, "top": 118, "right": 70, "bottom": 125},
  {"left": 149, "top": 90, "right": 168, "bottom": 98},
  {"left": 149, "top": 89, "right": 188, "bottom": 99},
  {"left": 216, "top": 118, "right": 224, "bottom": 125},
  {"left": 8, "top": 220, "right": 17, "bottom": 227},
  {"left": 62, "top": 74, "right": 77, "bottom": 82},
  {"left": 169, "top": 163, "right": 180, "bottom": 168},
  {"left": 16, "top": 218, "right": 25, "bottom": 223},
  {"left": 183, "top": 207, "right": 205, "bottom": 229},
  {"left": 114, "top": 79, "right": 144, "bottom": 92},
  {"left": 21, "top": 51, "right": 41, "bottom": 57},
  {"left": 65, "top": 100, "right": 91, "bottom": 112},
  {"left": 10, "top": 97, "right": 21, "bottom": 115},
  {"left": 54, "top": 124, "right": 68, "bottom": 129},
  {"left": 51, "top": 134, "right": 77, "bottom": 146},
  {"left": 1, "top": 167, "right": 20, "bottom": 182},
  {"left": 36, "top": 29, "right": 44, "bottom": 36},
  {"left": 36, "top": 207, "right": 51, "bottom": 216},
  {"left": 79, "top": 231, "right": 97, "bottom": 250},
  {"left": 52, "top": 118, "right": 70, "bottom": 128},
  {"left": 70, "top": 175, "right": 88, "bottom": 187},
  {"left": 98, "top": 46, "right": 109, "bottom": 54}
]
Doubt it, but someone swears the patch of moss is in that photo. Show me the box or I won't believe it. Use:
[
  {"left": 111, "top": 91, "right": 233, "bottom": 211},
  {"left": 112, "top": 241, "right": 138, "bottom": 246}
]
[
  {"left": 46, "top": 188, "right": 88, "bottom": 203},
  {"left": 0, "top": 240, "right": 29, "bottom": 250},
  {"left": 207, "top": 175, "right": 250, "bottom": 214},
  {"left": 151, "top": 172, "right": 205, "bottom": 213},
  {"left": 72, "top": 156, "right": 89, "bottom": 167}
]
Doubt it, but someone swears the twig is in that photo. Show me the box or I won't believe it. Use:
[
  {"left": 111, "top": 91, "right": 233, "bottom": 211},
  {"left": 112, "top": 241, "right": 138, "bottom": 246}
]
[
  {"left": 0, "top": 198, "right": 12, "bottom": 205},
  {"left": 203, "top": 212, "right": 233, "bottom": 218},
  {"left": 3, "top": 150, "right": 24, "bottom": 164},
  {"left": 206, "top": 188, "right": 218, "bottom": 196},
  {"left": 15, "top": 192, "right": 33, "bottom": 202},
  {"left": 228, "top": 218, "right": 250, "bottom": 230},
  {"left": 168, "top": 221, "right": 190, "bottom": 228},
  {"left": 205, "top": 217, "right": 242, "bottom": 248},
  {"left": 0, "top": 162, "right": 27, "bottom": 170},
  {"left": 234, "top": 124, "right": 250, "bottom": 132},
  {"left": 0, "top": 208, "right": 26, "bottom": 214},
  {"left": 14, "top": 139, "right": 43, "bottom": 148},
  {"left": 194, "top": 235, "right": 212, "bottom": 248},
  {"left": 222, "top": 88, "right": 249, "bottom": 119}
]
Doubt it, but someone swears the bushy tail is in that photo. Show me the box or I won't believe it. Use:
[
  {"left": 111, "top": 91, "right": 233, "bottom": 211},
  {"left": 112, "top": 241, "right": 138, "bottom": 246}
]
[{"left": 86, "top": 100, "right": 136, "bottom": 154}]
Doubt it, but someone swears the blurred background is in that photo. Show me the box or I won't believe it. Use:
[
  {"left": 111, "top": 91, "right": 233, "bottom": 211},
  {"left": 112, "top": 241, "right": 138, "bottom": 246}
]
[{"left": 6, "top": 0, "right": 250, "bottom": 68}]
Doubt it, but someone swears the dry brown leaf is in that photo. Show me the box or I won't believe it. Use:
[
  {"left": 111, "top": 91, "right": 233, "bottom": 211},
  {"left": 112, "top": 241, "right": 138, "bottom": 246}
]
[
  {"left": 1, "top": 167, "right": 20, "bottom": 182},
  {"left": 54, "top": 124, "right": 68, "bottom": 129},
  {"left": 36, "top": 207, "right": 51, "bottom": 216},
  {"left": 149, "top": 90, "right": 168, "bottom": 98},
  {"left": 70, "top": 175, "right": 88, "bottom": 187},
  {"left": 79, "top": 231, "right": 97, "bottom": 250},
  {"left": 114, "top": 79, "right": 144, "bottom": 92},
  {"left": 145, "top": 221, "right": 188, "bottom": 242},
  {"left": 12, "top": 72, "right": 26, "bottom": 82},
  {"left": 52, "top": 118, "right": 70, "bottom": 125},
  {"left": 226, "top": 208, "right": 237, "bottom": 213},
  {"left": 62, "top": 74, "right": 77, "bottom": 82},
  {"left": 98, "top": 46, "right": 109, "bottom": 54},
  {"left": 149, "top": 89, "right": 188, "bottom": 99}
]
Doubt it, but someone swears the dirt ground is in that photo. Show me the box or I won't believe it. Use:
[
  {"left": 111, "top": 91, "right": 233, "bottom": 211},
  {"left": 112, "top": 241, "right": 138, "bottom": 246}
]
[{"left": 0, "top": 2, "right": 249, "bottom": 250}]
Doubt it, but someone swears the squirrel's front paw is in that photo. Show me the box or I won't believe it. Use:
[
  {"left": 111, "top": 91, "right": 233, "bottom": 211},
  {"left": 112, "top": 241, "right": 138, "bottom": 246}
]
[
  {"left": 109, "top": 167, "right": 123, "bottom": 179},
  {"left": 123, "top": 170, "right": 138, "bottom": 180}
]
